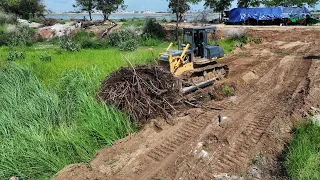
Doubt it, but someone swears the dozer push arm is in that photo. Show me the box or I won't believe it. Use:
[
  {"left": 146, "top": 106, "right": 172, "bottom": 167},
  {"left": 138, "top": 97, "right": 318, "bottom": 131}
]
[
  {"left": 169, "top": 43, "right": 190, "bottom": 74},
  {"left": 167, "top": 43, "right": 173, "bottom": 50}
]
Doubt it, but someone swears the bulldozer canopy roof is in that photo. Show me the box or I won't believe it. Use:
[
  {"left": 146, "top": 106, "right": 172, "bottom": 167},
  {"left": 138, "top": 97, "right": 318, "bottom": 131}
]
[{"left": 184, "top": 26, "right": 216, "bottom": 31}]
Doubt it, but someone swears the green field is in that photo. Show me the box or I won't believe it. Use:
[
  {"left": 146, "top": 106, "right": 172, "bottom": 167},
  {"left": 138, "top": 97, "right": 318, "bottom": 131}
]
[{"left": 0, "top": 44, "right": 167, "bottom": 85}]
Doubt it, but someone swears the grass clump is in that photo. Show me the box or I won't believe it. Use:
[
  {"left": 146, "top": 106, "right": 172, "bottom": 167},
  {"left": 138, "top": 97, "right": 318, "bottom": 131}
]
[
  {"left": 285, "top": 120, "right": 320, "bottom": 180},
  {"left": 59, "top": 35, "right": 81, "bottom": 52},
  {"left": 0, "top": 63, "right": 134, "bottom": 179},
  {"left": 221, "top": 84, "right": 235, "bottom": 97},
  {"left": 74, "top": 31, "right": 109, "bottom": 49},
  {"left": 218, "top": 28, "right": 248, "bottom": 53},
  {"left": 6, "top": 50, "right": 25, "bottom": 61},
  {"left": 122, "top": 18, "right": 145, "bottom": 27},
  {"left": 218, "top": 34, "right": 248, "bottom": 54}
]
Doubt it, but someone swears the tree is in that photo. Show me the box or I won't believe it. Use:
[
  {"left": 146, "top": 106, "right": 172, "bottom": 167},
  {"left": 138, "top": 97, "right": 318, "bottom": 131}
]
[
  {"left": 0, "top": 0, "right": 45, "bottom": 19},
  {"left": 168, "top": 0, "right": 201, "bottom": 43},
  {"left": 204, "top": 0, "right": 232, "bottom": 21},
  {"left": 73, "top": 0, "right": 96, "bottom": 21},
  {"left": 237, "top": 0, "right": 261, "bottom": 7},
  {"left": 96, "top": 0, "right": 126, "bottom": 21}
]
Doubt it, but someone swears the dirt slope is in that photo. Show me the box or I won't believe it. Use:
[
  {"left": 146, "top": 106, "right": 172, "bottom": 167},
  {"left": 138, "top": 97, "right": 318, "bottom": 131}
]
[{"left": 54, "top": 28, "right": 320, "bottom": 180}]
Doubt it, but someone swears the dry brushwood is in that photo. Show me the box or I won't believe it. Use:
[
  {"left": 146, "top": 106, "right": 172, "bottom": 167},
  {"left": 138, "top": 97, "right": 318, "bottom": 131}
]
[{"left": 97, "top": 65, "right": 182, "bottom": 124}]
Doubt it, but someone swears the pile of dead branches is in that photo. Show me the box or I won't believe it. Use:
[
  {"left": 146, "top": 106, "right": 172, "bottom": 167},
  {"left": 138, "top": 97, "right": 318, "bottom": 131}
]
[{"left": 97, "top": 65, "right": 182, "bottom": 124}]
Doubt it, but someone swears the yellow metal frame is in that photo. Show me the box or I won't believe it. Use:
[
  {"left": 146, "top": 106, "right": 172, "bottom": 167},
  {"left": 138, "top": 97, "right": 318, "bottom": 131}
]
[
  {"left": 160, "top": 44, "right": 194, "bottom": 76},
  {"left": 160, "top": 43, "right": 224, "bottom": 76}
]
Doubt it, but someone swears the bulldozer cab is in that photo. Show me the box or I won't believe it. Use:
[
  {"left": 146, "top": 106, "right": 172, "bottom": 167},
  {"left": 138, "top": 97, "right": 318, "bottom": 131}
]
[
  {"left": 158, "top": 26, "right": 225, "bottom": 77},
  {"left": 182, "top": 27, "right": 218, "bottom": 59}
]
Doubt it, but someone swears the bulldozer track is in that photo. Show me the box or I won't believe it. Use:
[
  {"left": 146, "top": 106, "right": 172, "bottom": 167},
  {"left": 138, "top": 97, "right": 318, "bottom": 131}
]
[
  {"left": 147, "top": 116, "right": 212, "bottom": 162},
  {"left": 211, "top": 115, "right": 273, "bottom": 173}
]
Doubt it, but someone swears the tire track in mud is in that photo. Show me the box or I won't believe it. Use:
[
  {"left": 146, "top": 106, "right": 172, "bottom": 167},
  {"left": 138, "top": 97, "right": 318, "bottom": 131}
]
[
  {"left": 141, "top": 112, "right": 215, "bottom": 179},
  {"left": 191, "top": 55, "right": 312, "bottom": 179},
  {"left": 147, "top": 116, "right": 212, "bottom": 162},
  {"left": 213, "top": 114, "right": 273, "bottom": 173},
  {"left": 201, "top": 55, "right": 313, "bottom": 178}
]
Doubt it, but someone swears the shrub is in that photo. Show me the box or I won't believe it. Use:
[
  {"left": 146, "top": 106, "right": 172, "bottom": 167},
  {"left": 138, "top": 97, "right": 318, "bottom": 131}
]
[
  {"left": 108, "top": 29, "right": 135, "bottom": 46},
  {"left": 161, "top": 18, "right": 168, "bottom": 23},
  {"left": 221, "top": 84, "right": 235, "bottom": 97},
  {"left": 118, "top": 39, "right": 138, "bottom": 51},
  {"left": 74, "top": 31, "right": 108, "bottom": 49},
  {"left": 5, "top": 24, "right": 34, "bottom": 47},
  {"left": 0, "top": 25, "right": 6, "bottom": 46},
  {"left": 6, "top": 51, "right": 25, "bottom": 61},
  {"left": 0, "top": 11, "right": 16, "bottom": 25},
  {"left": 250, "top": 37, "right": 262, "bottom": 44},
  {"left": 39, "top": 52, "right": 52, "bottom": 61},
  {"left": 119, "top": 18, "right": 128, "bottom": 22},
  {"left": 143, "top": 18, "right": 165, "bottom": 39},
  {"left": 28, "top": 17, "right": 42, "bottom": 24},
  {"left": 59, "top": 35, "right": 80, "bottom": 52},
  {"left": 108, "top": 29, "right": 138, "bottom": 51},
  {"left": 140, "top": 35, "right": 161, "bottom": 46},
  {"left": 74, "top": 30, "right": 91, "bottom": 42}
]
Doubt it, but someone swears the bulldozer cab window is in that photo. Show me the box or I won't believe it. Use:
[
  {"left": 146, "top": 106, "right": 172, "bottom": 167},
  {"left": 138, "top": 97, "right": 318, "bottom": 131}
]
[
  {"left": 199, "top": 32, "right": 204, "bottom": 45},
  {"left": 183, "top": 31, "right": 192, "bottom": 45},
  {"left": 207, "top": 30, "right": 217, "bottom": 45}
]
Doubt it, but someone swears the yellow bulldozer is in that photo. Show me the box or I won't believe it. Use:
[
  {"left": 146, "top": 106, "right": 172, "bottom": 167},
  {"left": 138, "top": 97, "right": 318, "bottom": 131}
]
[{"left": 158, "top": 26, "right": 229, "bottom": 93}]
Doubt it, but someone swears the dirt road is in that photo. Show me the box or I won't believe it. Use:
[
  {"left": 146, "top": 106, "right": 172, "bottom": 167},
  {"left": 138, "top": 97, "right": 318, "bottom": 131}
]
[{"left": 54, "top": 27, "right": 320, "bottom": 180}]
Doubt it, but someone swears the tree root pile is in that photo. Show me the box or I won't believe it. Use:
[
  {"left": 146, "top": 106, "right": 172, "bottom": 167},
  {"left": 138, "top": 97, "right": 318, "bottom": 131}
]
[{"left": 97, "top": 65, "right": 182, "bottom": 124}]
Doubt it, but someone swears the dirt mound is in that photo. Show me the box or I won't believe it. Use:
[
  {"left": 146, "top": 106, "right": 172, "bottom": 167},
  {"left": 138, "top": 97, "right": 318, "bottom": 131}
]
[{"left": 97, "top": 65, "right": 181, "bottom": 124}]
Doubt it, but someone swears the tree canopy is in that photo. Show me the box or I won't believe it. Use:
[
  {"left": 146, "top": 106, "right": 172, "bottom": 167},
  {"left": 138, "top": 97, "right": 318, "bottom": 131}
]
[
  {"left": 96, "top": 0, "right": 126, "bottom": 21},
  {"left": 167, "top": 0, "right": 201, "bottom": 41},
  {"left": 205, "top": 0, "right": 232, "bottom": 15},
  {"left": 0, "top": 0, "right": 45, "bottom": 19},
  {"left": 73, "top": 0, "right": 97, "bottom": 20},
  {"left": 237, "top": 0, "right": 261, "bottom": 7}
]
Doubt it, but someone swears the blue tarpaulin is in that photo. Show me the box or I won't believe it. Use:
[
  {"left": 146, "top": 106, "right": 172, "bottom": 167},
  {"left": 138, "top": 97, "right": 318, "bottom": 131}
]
[{"left": 229, "top": 7, "right": 312, "bottom": 23}]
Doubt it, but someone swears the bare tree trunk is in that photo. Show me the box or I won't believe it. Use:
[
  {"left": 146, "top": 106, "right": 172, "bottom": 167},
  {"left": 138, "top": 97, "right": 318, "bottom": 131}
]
[
  {"left": 89, "top": 11, "right": 92, "bottom": 21},
  {"left": 176, "top": 13, "right": 180, "bottom": 50},
  {"left": 103, "top": 12, "right": 109, "bottom": 22}
]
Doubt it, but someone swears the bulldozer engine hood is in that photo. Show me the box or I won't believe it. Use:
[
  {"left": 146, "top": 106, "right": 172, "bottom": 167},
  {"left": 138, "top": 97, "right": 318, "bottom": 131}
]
[{"left": 158, "top": 50, "right": 191, "bottom": 61}]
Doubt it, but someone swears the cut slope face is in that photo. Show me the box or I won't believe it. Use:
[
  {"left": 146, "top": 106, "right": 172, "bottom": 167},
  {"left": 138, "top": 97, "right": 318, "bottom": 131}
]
[{"left": 54, "top": 28, "right": 320, "bottom": 180}]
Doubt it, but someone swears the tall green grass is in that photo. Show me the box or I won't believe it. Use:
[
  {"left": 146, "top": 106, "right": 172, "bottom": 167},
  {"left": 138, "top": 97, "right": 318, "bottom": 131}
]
[
  {"left": 286, "top": 120, "right": 320, "bottom": 179},
  {"left": 217, "top": 35, "right": 248, "bottom": 54},
  {"left": 0, "top": 63, "right": 134, "bottom": 179},
  {"left": 0, "top": 46, "right": 167, "bottom": 86}
]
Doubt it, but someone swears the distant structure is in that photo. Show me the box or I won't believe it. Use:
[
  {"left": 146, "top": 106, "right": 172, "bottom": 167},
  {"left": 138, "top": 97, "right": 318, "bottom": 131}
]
[{"left": 227, "top": 7, "right": 318, "bottom": 25}]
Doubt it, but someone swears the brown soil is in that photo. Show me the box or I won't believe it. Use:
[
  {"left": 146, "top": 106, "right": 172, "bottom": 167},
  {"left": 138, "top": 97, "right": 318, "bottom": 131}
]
[{"left": 54, "top": 27, "right": 320, "bottom": 180}]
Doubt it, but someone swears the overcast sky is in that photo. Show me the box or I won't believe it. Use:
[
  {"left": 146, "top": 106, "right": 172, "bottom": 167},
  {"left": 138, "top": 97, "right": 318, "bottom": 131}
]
[{"left": 44, "top": 0, "right": 319, "bottom": 12}]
